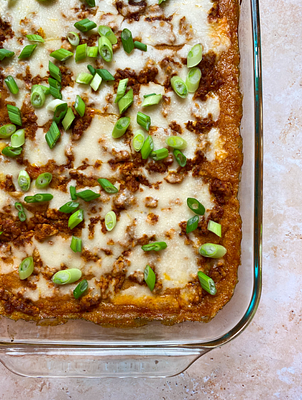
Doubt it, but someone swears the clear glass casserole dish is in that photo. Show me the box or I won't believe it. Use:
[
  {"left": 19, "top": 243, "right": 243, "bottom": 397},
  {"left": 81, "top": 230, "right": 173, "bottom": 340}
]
[{"left": 0, "top": 0, "right": 263, "bottom": 378}]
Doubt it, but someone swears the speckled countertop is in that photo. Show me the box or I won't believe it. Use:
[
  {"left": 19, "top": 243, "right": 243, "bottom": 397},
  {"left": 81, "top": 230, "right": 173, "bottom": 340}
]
[{"left": 0, "top": 0, "right": 301, "bottom": 398}]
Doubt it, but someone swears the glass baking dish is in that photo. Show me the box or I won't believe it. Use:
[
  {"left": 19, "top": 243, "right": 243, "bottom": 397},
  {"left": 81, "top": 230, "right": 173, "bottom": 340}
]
[{"left": 0, "top": 0, "right": 263, "bottom": 378}]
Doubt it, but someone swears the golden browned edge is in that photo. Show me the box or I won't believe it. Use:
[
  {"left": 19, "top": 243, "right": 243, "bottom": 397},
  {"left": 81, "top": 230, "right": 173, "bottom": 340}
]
[{"left": 0, "top": 0, "right": 242, "bottom": 327}]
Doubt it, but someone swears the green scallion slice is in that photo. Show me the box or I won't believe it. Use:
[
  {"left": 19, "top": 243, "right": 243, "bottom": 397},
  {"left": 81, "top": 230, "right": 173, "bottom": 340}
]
[
  {"left": 53, "top": 102, "right": 68, "bottom": 124},
  {"left": 132, "top": 129, "right": 145, "bottom": 152},
  {"left": 31, "top": 85, "right": 46, "bottom": 108},
  {"left": 166, "top": 136, "right": 187, "bottom": 150},
  {"left": 134, "top": 41, "right": 147, "bottom": 51},
  {"left": 18, "top": 211, "right": 27, "bottom": 222},
  {"left": 186, "top": 215, "right": 199, "bottom": 233},
  {"left": 70, "top": 185, "right": 77, "bottom": 200},
  {"left": 137, "top": 112, "right": 151, "bottom": 131},
  {"left": 0, "top": 48, "right": 14, "bottom": 61},
  {"left": 158, "top": 0, "right": 167, "bottom": 4},
  {"left": 174, "top": 149, "right": 187, "bottom": 167},
  {"left": 105, "top": 211, "right": 116, "bottom": 231},
  {"left": 62, "top": 107, "right": 75, "bottom": 131},
  {"left": 121, "top": 28, "right": 134, "bottom": 54},
  {"left": 85, "top": 0, "right": 96, "bottom": 6},
  {"left": 52, "top": 268, "right": 82, "bottom": 285},
  {"left": 150, "top": 148, "right": 169, "bottom": 161},
  {"left": 11, "top": 129, "right": 25, "bottom": 148},
  {"left": 48, "top": 77, "right": 62, "bottom": 99},
  {"left": 197, "top": 271, "right": 217, "bottom": 295},
  {"left": 73, "top": 279, "right": 88, "bottom": 299},
  {"left": 15, "top": 201, "right": 24, "bottom": 212},
  {"left": 76, "top": 72, "right": 93, "bottom": 85},
  {"left": 68, "top": 209, "right": 84, "bottom": 229},
  {"left": 98, "top": 36, "right": 113, "bottom": 62},
  {"left": 74, "top": 18, "right": 97, "bottom": 33},
  {"left": 49, "top": 61, "right": 62, "bottom": 82},
  {"left": 141, "top": 136, "right": 154, "bottom": 159},
  {"left": 98, "top": 25, "right": 117, "bottom": 44},
  {"left": 187, "top": 198, "right": 205, "bottom": 215},
  {"left": 171, "top": 76, "right": 188, "bottom": 98},
  {"left": 18, "top": 257, "right": 34, "bottom": 280},
  {"left": 2, "top": 146, "right": 22, "bottom": 158},
  {"left": 112, "top": 117, "right": 130, "bottom": 138},
  {"left": 87, "top": 64, "right": 96, "bottom": 75},
  {"left": 24, "top": 193, "right": 53, "bottom": 203},
  {"left": 118, "top": 88, "right": 133, "bottom": 114},
  {"left": 90, "top": 72, "right": 102, "bottom": 91},
  {"left": 96, "top": 68, "right": 115, "bottom": 81},
  {"left": 46, "top": 99, "right": 65, "bottom": 112},
  {"left": 18, "top": 44, "right": 37, "bottom": 60},
  {"left": 67, "top": 31, "right": 80, "bottom": 46},
  {"left": 45, "top": 121, "right": 61, "bottom": 149},
  {"left": 86, "top": 46, "right": 98, "bottom": 58},
  {"left": 76, "top": 189, "right": 100, "bottom": 202},
  {"left": 75, "top": 43, "right": 87, "bottom": 62},
  {"left": 144, "top": 265, "right": 156, "bottom": 291},
  {"left": 115, "top": 78, "right": 128, "bottom": 103},
  {"left": 186, "top": 67, "right": 201, "bottom": 93},
  {"left": 18, "top": 170, "right": 31, "bottom": 192},
  {"left": 0, "top": 124, "right": 16, "bottom": 139},
  {"left": 141, "top": 241, "right": 167, "bottom": 251},
  {"left": 7, "top": 105, "right": 22, "bottom": 126},
  {"left": 50, "top": 48, "right": 73, "bottom": 62},
  {"left": 70, "top": 236, "right": 82, "bottom": 253},
  {"left": 207, "top": 220, "right": 222, "bottom": 237},
  {"left": 98, "top": 178, "right": 118, "bottom": 194},
  {"left": 75, "top": 95, "right": 85, "bottom": 117},
  {"left": 32, "top": 84, "right": 50, "bottom": 95},
  {"left": 4, "top": 76, "right": 19, "bottom": 94},
  {"left": 26, "top": 34, "right": 44, "bottom": 43},
  {"left": 35, "top": 172, "right": 52, "bottom": 189},
  {"left": 59, "top": 201, "right": 79, "bottom": 213},
  {"left": 142, "top": 94, "right": 162, "bottom": 107},
  {"left": 199, "top": 243, "right": 227, "bottom": 258},
  {"left": 187, "top": 43, "right": 203, "bottom": 68}
]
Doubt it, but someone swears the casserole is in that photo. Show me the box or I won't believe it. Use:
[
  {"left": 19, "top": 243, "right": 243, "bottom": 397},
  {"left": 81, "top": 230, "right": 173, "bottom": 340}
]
[{"left": 0, "top": 0, "right": 262, "bottom": 377}]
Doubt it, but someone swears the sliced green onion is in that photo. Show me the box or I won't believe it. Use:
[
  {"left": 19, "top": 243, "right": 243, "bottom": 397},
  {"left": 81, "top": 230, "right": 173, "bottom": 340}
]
[
  {"left": 85, "top": 0, "right": 96, "bottom": 7},
  {"left": 166, "top": 136, "right": 187, "bottom": 150},
  {"left": 112, "top": 117, "right": 130, "bottom": 138},
  {"left": 187, "top": 198, "right": 205, "bottom": 215},
  {"left": 59, "top": 201, "right": 79, "bottom": 213},
  {"left": 137, "top": 112, "right": 151, "bottom": 131},
  {"left": 62, "top": 107, "right": 75, "bottom": 131},
  {"left": 207, "top": 220, "right": 222, "bottom": 237},
  {"left": 186, "top": 67, "right": 201, "bottom": 93},
  {"left": 11, "top": 129, "right": 25, "bottom": 148},
  {"left": 150, "top": 148, "right": 169, "bottom": 161},
  {"left": 114, "top": 78, "right": 128, "bottom": 103},
  {"left": 18, "top": 211, "right": 27, "bottom": 222},
  {"left": 199, "top": 243, "right": 227, "bottom": 258},
  {"left": 141, "top": 242, "right": 167, "bottom": 251},
  {"left": 75, "top": 95, "right": 85, "bottom": 117},
  {"left": 144, "top": 265, "right": 156, "bottom": 291},
  {"left": 73, "top": 279, "right": 88, "bottom": 299},
  {"left": 87, "top": 64, "right": 96, "bottom": 75},
  {"left": 15, "top": 202, "right": 24, "bottom": 212},
  {"left": 0, "top": 48, "right": 14, "bottom": 61},
  {"left": 74, "top": 18, "right": 97, "bottom": 33},
  {"left": 46, "top": 99, "right": 66, "bottom": 112},
  {"left": 2, "top": 146, "right": 22, "bottom": 158},
  {"left": 26, "top": 34, "right": 44, "bottom": 43},
  {"left": 32, "top": 84, "right": 50, "bottom": 95},
  {"left": 76, "top": 189, "right": 100, "bottom": 202},
  {"left": 18, "top": 257, "right": 34, "bottom": 280},
  {"left": 105, "top": 211, "right": 116, "bottom": 231},
  {"left": 31, "top": 85, "right": 46, "bottom": 108},
  {"left": 98, "top": 36, "right": 113, "bottom": 62},
  {"left": 48, "top": 77, "right": 61, "bottom": 90},
  {"left": 134, "top": 41, "right": 147, "bottom": 51},
  {"left": 90, "top": 72, "right": 102, "bottom": 91},
  {"left": 18, "top": 44, "right": 37, "bottom": 60},
  {"left": 67, "top": 32, "right": 80, "bottom": 46},
  {"left": 35, "top": 172, "right": 52, "bottom": 189},
  {"left": 48, "top": 77, "right": 62, "bottom": 99},
  {"left": 53, "top": 102, "right": 68, "bottom": 124},
  {"left": 186, "top": 215, "right": 199, "bottom": 233},
  {"left": 52, "top": 268, "right": 82, "bottom": 285},
  {"left": 141, "top": 136, "right": 154, "bottom": 159},
  {"left": 0, "top": 124, "right": 16, "bottom": 139},
  {"left": 86, "top": 46, "right": 98, "bottom": 58},
  {"left": 132, "top": 129, "right": 145, "bottom": 152},
  {"left": 118, "top": 88, "right": 133, "bottom": 114},
  {"left": 76, "top": 72, "right": 93, "bottom": 84},
  {"left": 158, "top": 0, "right": 167, "bottom": 4},
  {"left": 174, "top": 149, "right": 187, "bottom": 167},
  {"left": 198, "top": 271, "right": 217, "bottom": 295},
  {"left": 4, "top": 76, "right": 19, "bottom": 94},
  {"left": 24, "top": 193, "right": 53, "bottom": 203},
  {"left": 70, "top": 185, "right": 77, "bottom": 200},
  {"left": 50, "top": 48, "right": 73, "bottom": 62},
  {"left": 7, "top": 105, "right": 22, "bottom": 126},
  {"left": 49, "top": 61, "right": 62, "bottom": 82},
  {"left": 45, "top": 121, "right": 61, "bottom": 149},
  {"left": 121, "top": 29, "right": 134, "bottom": 54},
  {"left": 98, "top": 178, "right": 118, "bottom": 194},
  {"left": 98, "top": 26, "right": 117, "bottom": 44},
  {"left": 68, "top": 209, "right": 84, "bottom": 229},
  {"left": 171, "top": 76, "right": 188, "bottom": 98},
  {"left": 187, "top": 43, "right": 203, "bottom": 68},
  {"left": 70, "top": 236, "right": 82, "bottom": 253},
  {"left": 75, "top": 43, "right": 87, "bottom": 62},
  {"left": 142, "top": 94, "right": 162, "bottom": 107},
  {"left": 18, "top": 170, "right": 31, "bottom": 192},
  {"left": 96, "top": 69, "right": 115, "bottom": 81}
]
